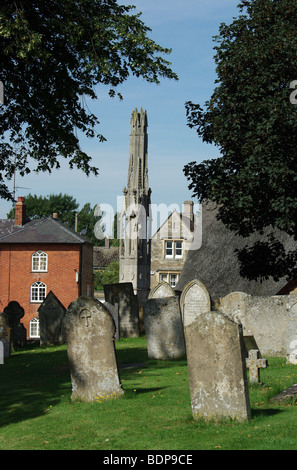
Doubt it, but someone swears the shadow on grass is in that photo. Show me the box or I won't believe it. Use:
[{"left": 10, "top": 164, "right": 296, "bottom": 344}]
[
  {"left": 0, "top": 348, "right": 71, "bottom": 428},
  {"left": 250, "top": 408, "right": 283, "bottom": 418},
  {"left": 0, "top": 342, "right": 187, "bottom": 428}
]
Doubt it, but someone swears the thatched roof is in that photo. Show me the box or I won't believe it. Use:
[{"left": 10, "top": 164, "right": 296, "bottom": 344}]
[
  {"left": 175, "top": 202, "right": 297, "bottom": 301},
  {"left": 93, "top": 246, "right": 119, "bottom": 268}
]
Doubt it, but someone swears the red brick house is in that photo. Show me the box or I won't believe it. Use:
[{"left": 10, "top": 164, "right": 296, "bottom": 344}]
[{"left": 0, "top": 197, "right": 94, "bottom": 339}]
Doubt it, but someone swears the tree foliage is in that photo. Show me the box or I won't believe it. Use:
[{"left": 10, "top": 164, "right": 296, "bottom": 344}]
[
  {"left": 7, "top": 192, "right": 104, "bottom": 244},
  {"left": 0, "top": 0, "right": 178, "bottom": 200},
  {"left": 184, "top": 0, "right": 297, "bottom": 281}
]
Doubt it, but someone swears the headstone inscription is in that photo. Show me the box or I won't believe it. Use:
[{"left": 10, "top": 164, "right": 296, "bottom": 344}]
[
  {"left": 142, "top": 297, "right": 186, "bottom": 360},
  {"left": 246, "top": 350, "right": 268, "bottom": 384},
  {"left": 180, "top": 279, "right": 211, "bottom": 327},
  {"left": 38, "top": 291, "right": 66, "bottom": 346},
  {"left": 184, "top": 311, "right": 251, "bottom": 422},
  {"left": 62, "top": 296, "right": 124, "bottom": 402}
]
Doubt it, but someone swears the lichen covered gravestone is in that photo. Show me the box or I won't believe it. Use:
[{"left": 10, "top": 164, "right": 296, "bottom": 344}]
[
  {"left": 246, "top": 349, "right": 268, "bottom": 383},
  {"left": 180, "top": 280, "right": 211, "bottom": 327},
  {"left": 62, "top": 296, "right": 124, "bottom": 402},
  {"left": 148, "top": 281, "right": 176, "bottom": 299},
  {"left": 142, "top": 297, "right": 185, "bottom": 360},
  {"left": 184, "top": 311, "right": 251, "bottom": 422}
]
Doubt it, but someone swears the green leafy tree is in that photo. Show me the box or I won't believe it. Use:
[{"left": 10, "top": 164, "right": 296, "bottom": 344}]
[
  {"left": 184, "top": 0, "right": 297, "bottom": 281},
  {"left": 0, "top": 0, "right": 178, "bottom": 200},
  {"left": 76, "top": 202, "right": 103, "bottom": 245},
  {"left": 7, "top": 192, "right": 79, "bottom": 225},
  {"left": 7, "top": 193, "right": 103, "bottom": 243},
  {"left": 94, "top": 260, "right": 119, "bottom": 291}
]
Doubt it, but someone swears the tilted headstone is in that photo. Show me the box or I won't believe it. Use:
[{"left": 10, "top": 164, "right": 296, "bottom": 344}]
[
  {"left": 180, "top": 279, "right": 211, "bottom": 327},
  {"left": 184, "top": 311, "right": 251, "bottom": 422},
  {"left": 62, "top": 296, "right": 124, "bottom": 402},
  {"left": 104, "top": 283, "right": 139, "bottom": 338},
  {"left": 3, "top": 301, "right": 26, "bottom": 348},
  {"left": 142, "top": 297, "right": 186, "bottom": 360},
  {"left": 148, "top": 282, "right": 176, "bottom": 299},
  {"left": 38, "top": 291, "right": 66, "bottom": 346},
  {"left": 246, "top": 349, "right": 268, "bottom": 384}
]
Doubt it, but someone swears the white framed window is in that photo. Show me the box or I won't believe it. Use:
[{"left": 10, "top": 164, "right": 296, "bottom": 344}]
[
  {"left": 175, "top": 241, "right": 183, "bottom": 259},
  {"left": 164, "top": 241, "right": 183, "bottom": 259},
  {"left": 32, "top": 250, "right": 48, "bottom": 272},
  {"left": 169, "top": 273, "right": 178, "bottom": 288},
  {"left": 160, "top": 273, "right": 169, "bottom": 283},
  {"left": 159, "top": 272, "right": 180, "bottom": 288},
  {"left": 29, "top": 317, "right": 40, "bottom": 338},
  {"left": 31, "top": 281, "right": 47, "bottom": 303},
  {"left": 165, "top": 241, "right": 173, "bottom": 258}
]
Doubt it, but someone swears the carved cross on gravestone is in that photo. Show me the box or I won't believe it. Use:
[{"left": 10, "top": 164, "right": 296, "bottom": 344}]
[
  {"left": 80, "top": 309, "right": 91, "bottom": 327},
  {"left": 246, "top": 349, "right": 268, "bottom": 383}
]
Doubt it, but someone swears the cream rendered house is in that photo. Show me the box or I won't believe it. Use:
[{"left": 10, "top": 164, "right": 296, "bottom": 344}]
[{"left": 150, "top": 201, "right": 196, "bottom": 291}]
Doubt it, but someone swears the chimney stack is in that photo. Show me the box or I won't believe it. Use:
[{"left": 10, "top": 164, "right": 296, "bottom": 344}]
[
  {"left": 14, "top": 197, "right": 27, "bottom": 226},
  {"left": 183, "top": 200, "right": 194, "bottom": 221}
]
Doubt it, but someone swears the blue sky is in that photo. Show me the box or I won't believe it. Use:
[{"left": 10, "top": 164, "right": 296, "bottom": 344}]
[{"left": 0, "top": 0, "right": 241, "bottom": 220}]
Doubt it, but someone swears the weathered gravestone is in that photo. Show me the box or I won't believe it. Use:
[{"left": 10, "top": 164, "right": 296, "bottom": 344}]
[
  {"left": 216, "top": 292, "right": 261, "bottom": 358},
  {"left": 38, "top": 291, "right": 66, "bottom": 346},
  {"left": 148, "top": 281, "right": 176, "bottom": 299},
  {"left": 62, "top": 296, "right": 124, "bottom": 402},
  {"left": 142, "top": 297, "right": 186, "bottom": 360},
  {"left": 217, "top": 292, "right": 251, "bottom": 333},
  {"left": 104, "top": 283, "right": 139, "bottom": 338},
  {"left": 180, "top": 280, "right": 211, "bottom": 327},
  {"left": 184, "top": 311, "right": 251, "bottom": 422},
  {"left": 246, "top": 350, "right": 268, "bottom": 384},
  {"left": 3, "top": 301, "right": 26, "bottom": 348}
]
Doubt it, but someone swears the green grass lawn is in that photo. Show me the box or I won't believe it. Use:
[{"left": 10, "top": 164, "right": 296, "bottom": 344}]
[{"left": 0, "top": 336, "right": 297, "bottom": 450}]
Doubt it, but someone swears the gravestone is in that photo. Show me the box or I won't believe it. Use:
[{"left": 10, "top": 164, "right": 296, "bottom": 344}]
[
  {"left": 246, "top": 350, "right": 268, "bottom": 383},
  {"left": 0, "top": 340, "right": 4, "bottom": 364},
  {"left": 180, "top": 280, "right": 211, "bottom": 327},
  {"left": 148, "top": 282, "right": 176, "bottom": 299},
  {"left": 217, "top": 292, "right": 251, "bottom": 334},
  {"left": 184, "top": 311, "right": 251, "bottom": 422},
  {"left": 0, "top": 313, "right": 11, "bottom": 358},
  {"left": 3, "top": 301, "right": 26, "bottom": 348},
  {"left": 38, "top": 291, "right": 66, "bottom": 346},
  {"left": 103, "top": 302, "right": 120, "bottom": 341},
  {"left": 142, "top": 297, "right": 185, "bottom": 360},
  {"left": 62, "top": 296, "right": 124, "bottom": 402},
  {"left": 104, "top": 283, "right": 139, "bottom": 338}
]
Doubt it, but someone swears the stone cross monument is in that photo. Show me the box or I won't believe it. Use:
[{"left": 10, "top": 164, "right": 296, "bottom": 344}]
[{"left": 119, "top": 108, "right": 152, "bottom": 303}]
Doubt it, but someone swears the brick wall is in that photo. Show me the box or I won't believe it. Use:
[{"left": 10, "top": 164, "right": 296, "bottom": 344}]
[{"left": 0, "top": 243, "right": 91, "bottom": 337}]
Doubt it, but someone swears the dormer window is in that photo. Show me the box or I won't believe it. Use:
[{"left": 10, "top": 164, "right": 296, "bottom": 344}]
[{"left": 32, "top": 250, "right": 48, "bottom": 272}]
